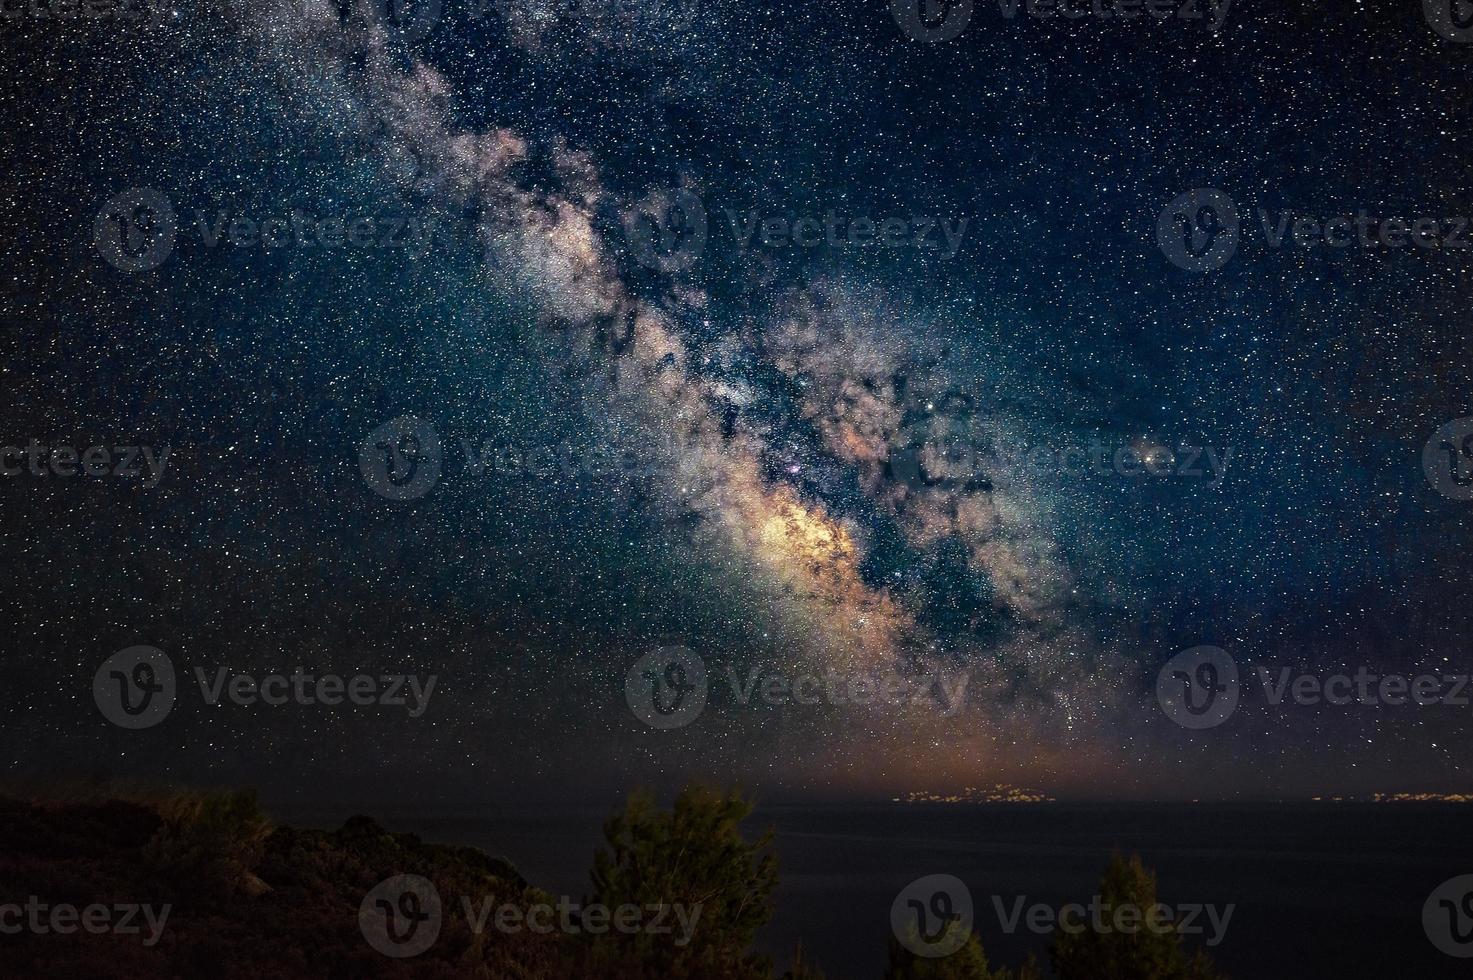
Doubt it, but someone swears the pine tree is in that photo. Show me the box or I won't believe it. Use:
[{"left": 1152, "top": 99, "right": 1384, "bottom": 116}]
[
  {"left": 588, "top": 785, "right": 778, "bottom": 979},
  {"left": 884, "top": 923, "right": 1041, "bottom": 980},
  {"left": 1051, "top": 853, "right": 1226, "bottom": 980}
]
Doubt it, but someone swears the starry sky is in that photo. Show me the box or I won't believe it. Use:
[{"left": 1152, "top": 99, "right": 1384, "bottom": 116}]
[{"left": 2, "top": 0, "right": 1472, "bottom": 808}]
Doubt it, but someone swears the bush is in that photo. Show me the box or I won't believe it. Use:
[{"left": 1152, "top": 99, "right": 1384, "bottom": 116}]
[
  {"left": 780, "top": 942, "right": 828, "bottom": 980},
  {"left": 588, "top": 785, "right": 778, "bottom": 980},
  {"left": 1050, "top": 853, "right": 1225, "bottom": 980},
  {"left": 143, "top": 789, "right": 273, "bottom": 896},
  {"left": 885, "top": 924, "right": 1040, "bottom": 980}
]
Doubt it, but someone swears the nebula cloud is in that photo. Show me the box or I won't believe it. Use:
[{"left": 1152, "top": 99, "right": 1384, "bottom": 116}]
[{"left": 227, "top": 0, "right": 1135, "bottom": 782}]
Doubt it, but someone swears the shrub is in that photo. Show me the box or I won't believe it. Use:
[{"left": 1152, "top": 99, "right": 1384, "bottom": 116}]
[
  {"left": 143, "top": 789, "right": 273, "bottom": 896},
  {"left": 588, "top": 786, "right": 778, "bottom": 980},
  {"left": 885, "top": 923, "right": 1041, "bottom": 980},
  {"left": 1050, "top": 853, "right": 1225, "bottom": 980}
]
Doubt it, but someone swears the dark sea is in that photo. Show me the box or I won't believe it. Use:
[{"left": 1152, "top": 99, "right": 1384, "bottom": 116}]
[{"left": 285, "top": 803, "right": 1473, "bottom": 980}]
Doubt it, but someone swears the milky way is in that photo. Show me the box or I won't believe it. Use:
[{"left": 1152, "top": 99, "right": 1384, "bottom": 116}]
[{"left": 3, "top": 0, "right": 1472, "bottom": 805}]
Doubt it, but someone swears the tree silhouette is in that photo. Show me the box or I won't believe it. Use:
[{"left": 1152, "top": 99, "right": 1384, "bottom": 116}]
[
  {"left": 588, "top": 785, "right": 779, "bottom": 979},
  {"left": 1051, "top": 853, "right": 1225, "bottom": 980}
]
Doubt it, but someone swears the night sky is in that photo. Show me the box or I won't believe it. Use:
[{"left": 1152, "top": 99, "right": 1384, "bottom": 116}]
[{"left": 3, "top": 0, "right": 1472, "bottom": 809}]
